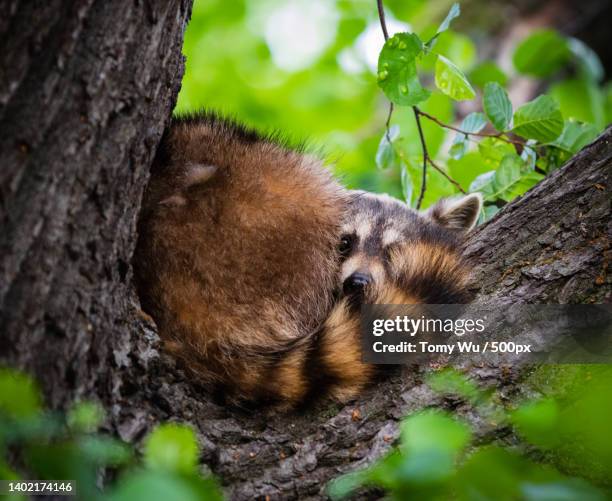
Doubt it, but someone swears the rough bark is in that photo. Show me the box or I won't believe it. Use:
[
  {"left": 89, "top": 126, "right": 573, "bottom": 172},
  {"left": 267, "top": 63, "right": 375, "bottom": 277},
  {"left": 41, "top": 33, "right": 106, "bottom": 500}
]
[
  {"left": 0, "top": 0, "right": 192, "bottom": 407},
  {"left": 0, "top": 2, "right": 610, "bottom": 500},
  {"left": 464, "top": 131, "right": 611, "bottom": 305}
]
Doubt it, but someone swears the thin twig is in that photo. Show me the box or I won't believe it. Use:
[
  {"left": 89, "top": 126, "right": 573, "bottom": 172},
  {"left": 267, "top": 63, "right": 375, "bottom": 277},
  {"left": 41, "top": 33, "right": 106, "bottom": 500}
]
[
  {"left": 378, "top": 0, "right": 393, "bottom": 146},
  {"left": 412, "top": 106, "right": 428, "bottom": 208},
  {"left": 412, "top": 107, "right": 431, "bottom": 209},
  {"left": 415, "top": 109, "right": 524, "bottom": 147},
  {"left": 376, "top": 0, "right": 466, "bottom": 207},
  {"left": 384, "top": 102, "right": 394, "bottom": 143},
  {"left": 428, "top": 157, "right": 466, "bottom": 193},
  {"left": 376, "top": 0, "right": 389, "bottom": 40}
]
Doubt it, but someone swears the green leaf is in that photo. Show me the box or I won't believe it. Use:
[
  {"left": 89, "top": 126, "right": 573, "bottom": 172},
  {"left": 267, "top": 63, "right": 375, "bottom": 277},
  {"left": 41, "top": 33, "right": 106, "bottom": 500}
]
[
  {"left": 427, "top": 3, "right": 460, "bottom": 48},
  {"left": 449, "top": 112, "right": 486, "bottom": 160},
  {"left": 78, "top": 436, "right": 132, "bottom": 467},
  {"left": 512, "top": 95, "right": 564, "bottom": 142},
  {"left": 513, "top": 29, "right": 570, "bottom": 77},
  {"left": 375, "top": 125, "right": 400, "bottom": 170},
  {"left": 461, "top": 112, "right": 487, "bottom": 134},
  {"left": 469, "top": 152, "right": 542, "bottom": 203},
  {"left": 377, "top": 33, "right": 430, "bottom": 106},
  {"left": 327, "top": 471, "right": 367, "bottom": 500},
  {"left": 483, "top": 82, "right": 512, "bottom": 131},
  {"left": 400, "top": 410, "right": 471, "bottom": 456},
  {"left": 469, "top": 170, "right": 496, "bottom": 198},
  {"left": 435, "top": 55, "right": 475, "bottom": 101},
  {"left": 481, "top": 205, "right": 500, "bottom": 223},
  {"left": 511, "top": 399, "right": 560, "bottom": 449},
  {"left": 568, "top": 38, "right": 604, "bottom": 83},
  {"left": 401, "top": 164, "right": 413, "bottom": 205},
  {"left": 550, "top": 78, "right": 605, "bottom": 130},
  {"left": 448, "top": 152, "right": 492, "bottom": 188},
  {"left": 427, "top": 369, "right": 482, "bottom": 404},
  {"left": 422, "top": 31, "right": 476, "bottom": 72},
  {"left": 144, "top": 424, "right": 199, "bottom": 474},
  {"left": 67, "top": 402, "right": 104, "bottom": 433},
  {"left": 469, "top": 61, "right": 508, "bottom": 89},
  {"left": 449, "top": 140, "right": 466, "bottom": 160},
  {"left": 0, "top": 369, "right": 41, "bottom": 419},
  {"left": 552, "top": 121, "right": 599, "bottom": 154},
  {"left": 535, "top": 147, "right": 564, "bottom": 173},
  {"left": 110, "top": 471, "right": 223, "bottom": 501},
  {"left": 521, "top": 141, "right": 537, "bottom": 170},
  {"left": 0, "top": 462, "right": 23, "bottom": 501},
  {"left": 493, "top": 154, "right": 523, "bottom": 195},
  {"left": 504, "top": 171, "right": 544, "bottom": 201},
  {"left": 436, "top": 3, "right": 460, "bottom": 36},
  {"left": 392, "top": 448, "right": 456, "bottom": 485},
  {"left": 456, "top": 447, "right": 534, "bottom": 499},
  {"left": 477, "top": 137, "right": 515, "bottom": 167},
  {"left": 521, "top": 479, "right": 606, "bottom": 501},
  {"left": 25, "top": 442, "right": 103, "bottom": 497},
  {"left": 364, "top": 450, "right": 405, "bottom": 490}
]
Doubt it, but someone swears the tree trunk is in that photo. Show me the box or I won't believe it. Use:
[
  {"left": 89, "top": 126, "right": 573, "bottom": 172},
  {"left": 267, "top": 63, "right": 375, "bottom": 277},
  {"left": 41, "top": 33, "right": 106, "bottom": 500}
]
[
  {"left": 0, "top": 2, "right": 610, "bottom": 500},
  {"left": 0, "top": 0, "right": 192, "bottom": 407}
]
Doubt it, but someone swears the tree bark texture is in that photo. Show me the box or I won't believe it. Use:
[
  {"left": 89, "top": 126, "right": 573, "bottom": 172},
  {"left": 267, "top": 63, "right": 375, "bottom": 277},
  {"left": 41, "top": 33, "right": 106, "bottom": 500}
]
[
  {"left": 0, "top": 2, "right": 611, "bottom": 500},
  {"left": 0, "top": 0, "right": 192, "bottom": 406}
]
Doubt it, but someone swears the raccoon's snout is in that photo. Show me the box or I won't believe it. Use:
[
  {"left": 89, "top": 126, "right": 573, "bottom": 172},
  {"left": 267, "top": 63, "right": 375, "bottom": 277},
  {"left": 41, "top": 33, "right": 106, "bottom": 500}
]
[{"left": 343, "top": 272, "right": 372, "bottom": 296}]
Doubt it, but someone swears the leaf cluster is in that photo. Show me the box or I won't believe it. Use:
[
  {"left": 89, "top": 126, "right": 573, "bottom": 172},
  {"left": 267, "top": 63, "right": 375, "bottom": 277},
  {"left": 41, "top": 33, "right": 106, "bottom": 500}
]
[
  {"left": 374, "top": 3, "right": 608, "bottom": 219},
  {"left": 329, "top": 367, "right": 612, "bottom": 501},
  {"left": 0, "top": 368, "right": 222, "bottom": 501}
]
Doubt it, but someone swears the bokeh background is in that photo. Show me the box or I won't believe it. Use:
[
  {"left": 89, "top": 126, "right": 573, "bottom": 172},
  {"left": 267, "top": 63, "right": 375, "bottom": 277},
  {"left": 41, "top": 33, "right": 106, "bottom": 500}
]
[{"left": 176, "top": 0, "right": 611, "bottom": 208}]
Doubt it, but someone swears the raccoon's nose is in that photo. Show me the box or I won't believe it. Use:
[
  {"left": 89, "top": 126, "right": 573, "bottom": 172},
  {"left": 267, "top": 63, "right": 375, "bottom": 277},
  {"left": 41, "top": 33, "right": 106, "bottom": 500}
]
[{"left": 343, "top": 272, "right": 372, "bottom": 296}]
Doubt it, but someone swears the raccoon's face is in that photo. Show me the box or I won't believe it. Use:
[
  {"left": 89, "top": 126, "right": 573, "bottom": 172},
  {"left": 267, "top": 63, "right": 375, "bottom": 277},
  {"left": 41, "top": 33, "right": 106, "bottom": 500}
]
[{"left": 337, "top": 191, "right": 482, "bottom": 304}]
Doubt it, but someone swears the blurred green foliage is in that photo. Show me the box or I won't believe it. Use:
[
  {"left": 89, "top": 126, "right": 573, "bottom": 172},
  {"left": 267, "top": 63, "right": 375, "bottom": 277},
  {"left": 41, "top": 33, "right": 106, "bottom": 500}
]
[
  {"left": 2, "top": 365, "right": 610, "bottom": 501},
  {"left": 177, "top": 0, "right": 610, "bottom": 212},
  {"left": 0, "top": 368, "right": 222, "bottom": 501},
  {"left": 328, "top": 367, "right": 612, "bottom": 500}
]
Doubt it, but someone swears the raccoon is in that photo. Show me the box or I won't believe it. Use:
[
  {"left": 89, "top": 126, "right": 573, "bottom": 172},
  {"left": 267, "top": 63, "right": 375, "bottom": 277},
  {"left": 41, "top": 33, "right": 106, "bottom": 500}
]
[{"left": 134, "top": 112, "right": 481, "bottom": 409}]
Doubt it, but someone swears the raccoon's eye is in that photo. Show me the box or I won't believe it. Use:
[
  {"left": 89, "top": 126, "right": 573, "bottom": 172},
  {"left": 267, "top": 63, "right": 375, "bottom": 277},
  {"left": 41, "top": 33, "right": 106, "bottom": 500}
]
[{"left": 338, "top": 234, "right": 355, "bottom": 257}]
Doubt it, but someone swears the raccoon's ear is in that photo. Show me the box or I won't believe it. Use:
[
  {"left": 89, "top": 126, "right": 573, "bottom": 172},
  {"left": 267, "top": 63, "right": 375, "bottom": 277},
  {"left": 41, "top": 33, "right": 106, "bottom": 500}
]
[
  {"left": 158, "top": 164, "right": 218, "bottom": 207},
  {"left": 425, "top": 193, "right": 482, "bottom": 232},
  {"left": 183, "top": 163, "right": 218, "bottom": 189}
]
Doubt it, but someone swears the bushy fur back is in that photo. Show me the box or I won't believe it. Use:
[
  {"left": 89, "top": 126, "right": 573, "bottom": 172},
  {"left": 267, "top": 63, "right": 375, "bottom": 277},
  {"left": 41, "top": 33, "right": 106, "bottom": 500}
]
[{"left": 135, "top": 113, "right": 347, "bottom": 405}]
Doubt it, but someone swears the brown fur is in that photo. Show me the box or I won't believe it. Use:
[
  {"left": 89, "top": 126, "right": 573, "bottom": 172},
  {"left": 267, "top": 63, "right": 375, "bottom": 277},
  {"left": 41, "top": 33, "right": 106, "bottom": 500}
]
[
  {"left": 134, "top": 113, "right": 481, "bottom": 410},
  {"left": 135, "top": 113, "right": 347, "bottom": 405}
]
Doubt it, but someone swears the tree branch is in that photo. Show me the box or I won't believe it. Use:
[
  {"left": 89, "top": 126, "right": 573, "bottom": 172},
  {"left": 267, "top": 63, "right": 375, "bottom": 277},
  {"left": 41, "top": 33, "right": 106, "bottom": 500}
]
[{"left": 415, "top": 109, "right": 524, "bottom": 147}]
